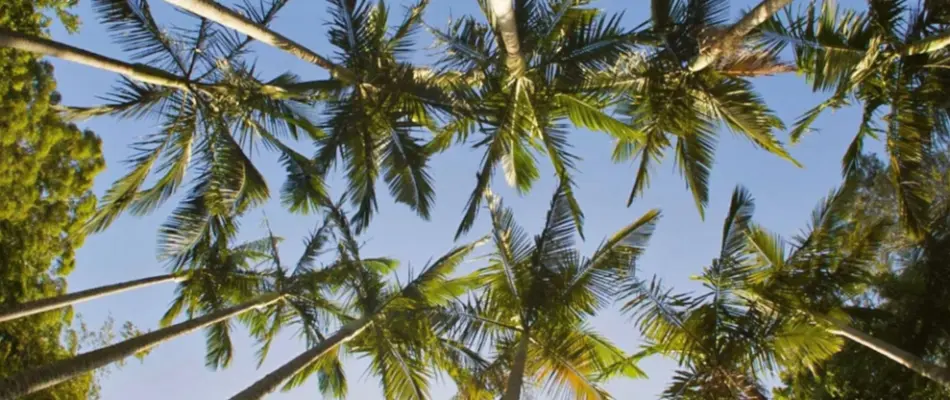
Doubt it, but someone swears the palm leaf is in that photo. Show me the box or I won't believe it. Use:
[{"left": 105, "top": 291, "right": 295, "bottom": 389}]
[
  {"left": 720, "top": 186, "right": 755, "bottom": 261},
  {"left": 93, "top": 0, "right": 188, "bottom": 73}
]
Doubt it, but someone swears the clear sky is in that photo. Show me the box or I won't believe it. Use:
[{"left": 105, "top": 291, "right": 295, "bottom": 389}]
[{"left": 46, "top": 0, "right": 871, "bottom": 398}]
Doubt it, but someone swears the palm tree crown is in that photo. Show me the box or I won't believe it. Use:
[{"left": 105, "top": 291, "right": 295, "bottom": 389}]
[
  {"left": 438, "top": 185, "right": 660, "bottom": 399},
  {"left": 622, "top": 187, "right": 842, "bottom": 399}
]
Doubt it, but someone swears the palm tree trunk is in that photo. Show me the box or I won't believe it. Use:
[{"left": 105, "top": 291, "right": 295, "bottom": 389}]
[
  {"left": 0, "top": 28, "right": 195, "bottom": 90},
  {"left": 688, "top": 0, "right": 792, "bottom": 72},
  {"left": 230, "top": 316, "right": 371, "bottom": 400},
  {"left": 162, "top": 0, "right": 353, "bottom": 82},
  {"left": 0, "top": 294, "right": 282, "bottom": 400},
  {"left": 0, "top": 274, "right": 184, "bottom": 324},
  {"left": 502, "top": 331, "right": 530, "bottom": 400},
  {"left": 827, "top": 318, "right": 950, "bottom": 387},
  {"left": 488, "top": 0, "right": 527, "bottom": 77}
]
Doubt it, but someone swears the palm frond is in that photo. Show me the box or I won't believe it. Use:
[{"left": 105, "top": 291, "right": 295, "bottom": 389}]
[
  {"left": 130, "top": 103, "right": 199, "bottom": 215},
  {"left": 537, "top": 125, "right": 584, "bottom": 237},
  {"left": 485, "top": 190, "right": 535, "bottom": 303},
  {"left": 280, "top": 345, "right": 347, "bottom": 397},
  {"left": 720, "top": 186, "right": 755, "bottom": 261},
  {"left": 433, "top": 297, "right": 520, "bottom": 351},
  {"left": 393, "top": 239, "right": 485, "bottom": 308},
  {"left": 93, "top": 0, "right": 188, "bottom": 73},
  {"left": 674, "top": 129, "right": 717, "bottom": 218},
  {"left": 455, "top": 143, "right": 502, "bottom": 238},
  {"left": 744, "top": 225, "right": 786, "bottom": 285},
  {"left": 620, "top": 275, "right": 696, "bottom": 352},
  {"left": 61, "top": 78, "right": 177, "bottom": 121},
  {"left": 86, "top": 133, "right": 170, "bottom": 232},
  {"left": 622, "top": 131, "right": 670, "bottom": 206},
  {"left": 555, "top": 93, "right": 642, "bottom": 141},
  {"left": 572, "top": 209, "right": 661, "bottom": 311},
  {"left": 296, "top": 218, "right": 335, "bottom": 273},
  {"left": 205, "top": 319, "right": 235, "bottom": 369},
  {"left": 370, "top": 328, "right": 432, "bottom": 400},
  {"left": 381, "top": 122, "right": 435, "bottom": 220},
  {"left": 534, "top": 184, "right": 579, "bottom": 268},
  {"left": 695, "top": 77, "right": 799, "bottom": 168}
]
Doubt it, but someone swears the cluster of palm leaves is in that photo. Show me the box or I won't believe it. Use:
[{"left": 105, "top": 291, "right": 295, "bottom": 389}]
[
  {"left": 2, "top": 0, "right": 950, "bottom": 397},
  {"left": 0, "top": 187, "right": 661, "bottom": 399}
]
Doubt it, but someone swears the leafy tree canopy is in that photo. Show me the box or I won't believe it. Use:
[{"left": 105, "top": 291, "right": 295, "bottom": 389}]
[{"left": 0, "top": 0, "right": 105, "bottom": 398}]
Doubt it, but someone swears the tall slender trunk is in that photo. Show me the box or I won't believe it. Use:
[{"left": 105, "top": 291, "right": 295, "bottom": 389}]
[
  {"left": 162, "top": 0, "right": 353, "bottom": 82},
  {"left": 0, "top": 274, "right": 184, "bottom": 324},
  {"left": 489, "top": 0, "right": 527, "bottom": 77},
  {"left": 230, "top": 316, "right": 371, "bottom": 400},
  {"left": 502, "top": 331, "right": 530, "bottom": 400},
  {"left": 0, "top": 294, "right": 282, "bottom": 400},
  {"left": 0, "top": 28, "right": 194, "bottom": 90},
  {"left": 826, "top": 318, "right": 950, "bottom": 387},
  {"left": 688, "top": 0, "right": 793, "bottom": 72}
]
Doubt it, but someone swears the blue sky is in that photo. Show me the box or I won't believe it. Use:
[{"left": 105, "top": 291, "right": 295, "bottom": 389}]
[{"left": 46, "top": 0, "right": 871, "bottom": 398}]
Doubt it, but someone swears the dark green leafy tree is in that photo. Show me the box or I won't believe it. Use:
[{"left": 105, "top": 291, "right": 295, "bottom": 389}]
[
  {"left": 437, "top": 186, "right": 659, "bottom": 399},
  {"left": 0, "top": 0, "right": 104, "bottom": 398},
  {"left": 621, "top": 187, "right": 840, "bottom": 399},
  {"left": 762, "top": 0, "right": 950, "bottom": 236}
]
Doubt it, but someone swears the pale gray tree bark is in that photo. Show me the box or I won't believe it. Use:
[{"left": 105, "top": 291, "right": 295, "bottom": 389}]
[
  {"left": 0, "top": 294, "right": 282, "bottom": 399},
  {"left": 0, "top": 274, "right": 184, "bottom": 323}
]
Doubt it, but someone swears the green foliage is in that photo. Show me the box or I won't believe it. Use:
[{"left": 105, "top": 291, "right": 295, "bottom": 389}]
[
  {"left": 229, "top": 202, "right": 485, "bottom": 399},
  {"left": 762, "top": 0, "right": 950, "bottom": 237},
  {"left": 774, "top": 154, "right": 950, "bottom": 399},
  {"left": 431, "top": 0, "right": 640, "bottom": 237},
  {"left": 609, "top": 0, "right": 798, "bottom": 218},
  {"left": 0, "top": 1, "right": 104, "bottom": 398},
  {"left": 621, "top": 187, "right": 841, "bottom": 399},
  {"left": 437, "top": 186, "right": 658, "bottom": 398},
  {"left": 77, "top": 0, "right": 324, "bottom": 240},
  {"left": 4, "top": 0, "right": 950, "bottom": 397}
]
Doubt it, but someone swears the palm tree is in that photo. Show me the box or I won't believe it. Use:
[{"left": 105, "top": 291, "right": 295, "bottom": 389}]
[
  {"left": 742, "top": 185, "right": 950, "bottom": 387},
  {"left": 762, "top": 0, "right": 950, "bottom": 236},
  {"left": 0, "top": 204, "right": 380, "bottom": 398},
  {"left": 0, "top": 28, "right": 193, "bottom": 90},
  {"left": 437, "top": 185, "right": 660, "bottom": 399},
  {"left": 430, "top": 0, "right": 645, "bottom": 237},
  {"left": 621, "top": 187, "right": 842, "bottom": 399},
  {"left": 607, "top": 0, "right": 800, "bottom": 219},
  {"left": 0, "top": 0, "right": 331, "bottom": 237},
  {"left": 0, "top": 208, "right": 287, "bottom": 398},
  {"left": 231, "top": 202, "right": 484, "bottom": 399},
  {"left": 0, "top": 273, "right": 184, "bottom": 323},
  {"left": 164, "top": 0, "right": 461, "bottom": 231},
  {"left": 0, "top": 293, "right": 283, "bottom": 399}
]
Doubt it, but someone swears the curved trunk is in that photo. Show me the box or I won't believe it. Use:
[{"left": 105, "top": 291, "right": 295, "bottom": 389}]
[
  {"left": 489, "top": 0, "right": 526, "bottom": 77},
  {"left": 0, "top": 274, "right": 184, "bottom": 323},
  {"left": 502, "top": 331, "right": 530, "bottom": 400},
  {"left": 0, "top": 294, "right": 282, "bottom": 400},
  {"left": 827, "top": 318, "right": 950, "bottom": 387},
  {"left": 162, "top": 0, "right": 353, "bottom": 82},
  {"left": 0, "top": 28, "right": 193, "bottom": 90},
  {"left": 230, "top": 316, "right": 371, "bottom": 400},
  {"left": 688, "top": 0, "right": 793, "bottom": 72}
]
